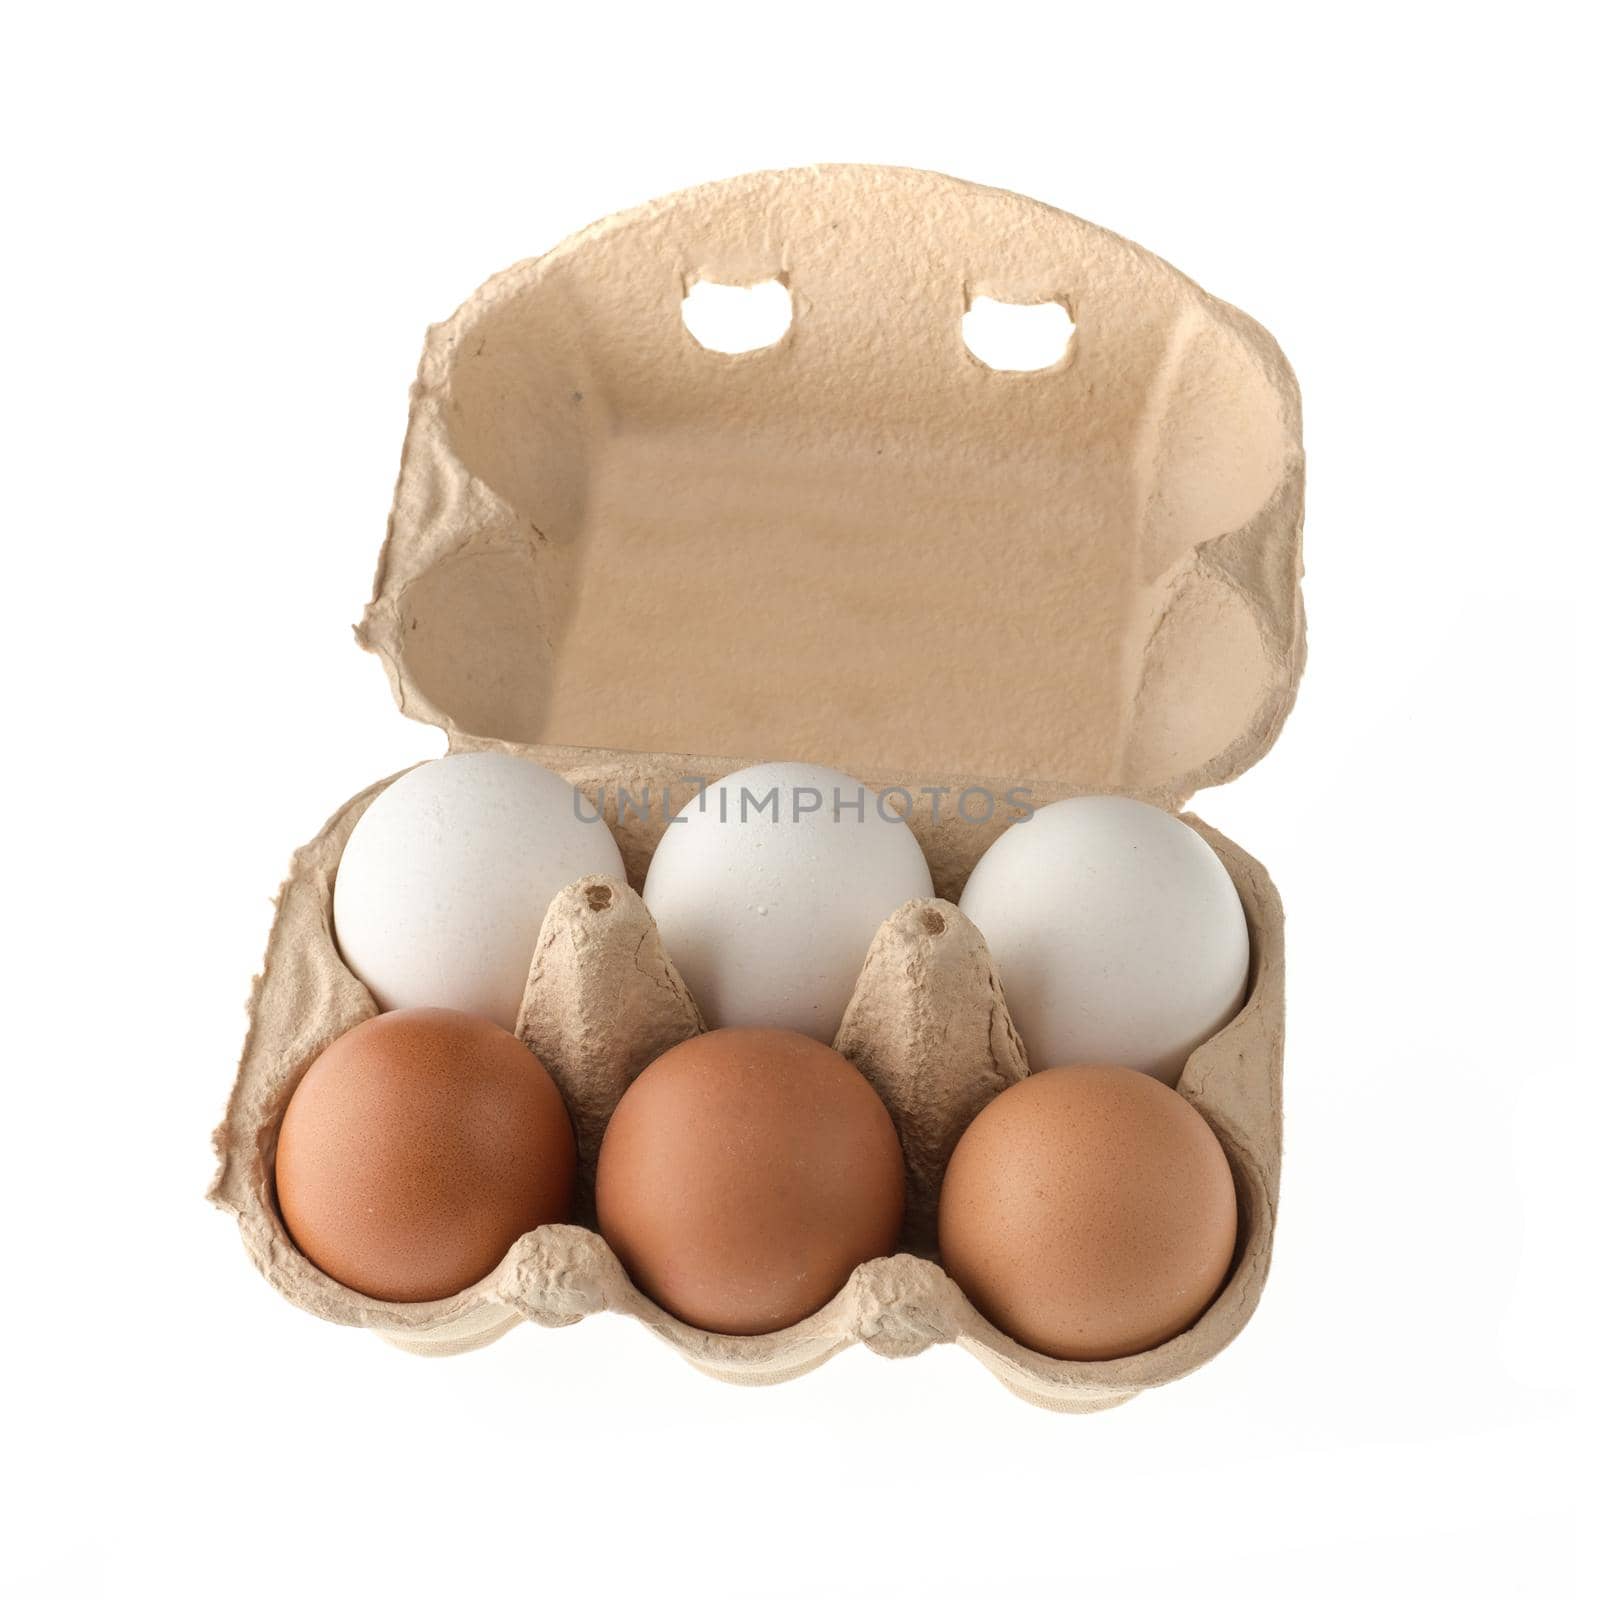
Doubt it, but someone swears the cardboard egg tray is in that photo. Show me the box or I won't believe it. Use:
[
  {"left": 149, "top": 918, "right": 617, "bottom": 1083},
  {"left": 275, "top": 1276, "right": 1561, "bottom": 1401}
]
[{"left": 211, "top": 165, "right": 1304, "bottom": 1411}]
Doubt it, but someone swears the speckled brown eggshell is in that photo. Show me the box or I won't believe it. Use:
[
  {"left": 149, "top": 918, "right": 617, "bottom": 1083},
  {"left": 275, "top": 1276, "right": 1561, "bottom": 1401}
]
[
  {"left": 938, "top": 1065, "right": 1237, "bottom": 1361},
  {"left": 275, "top": 1007, "right": 576, "bottom": 1302},
  {"left": 595, "top": 1028, "right": 906, "bottom": 1336}
]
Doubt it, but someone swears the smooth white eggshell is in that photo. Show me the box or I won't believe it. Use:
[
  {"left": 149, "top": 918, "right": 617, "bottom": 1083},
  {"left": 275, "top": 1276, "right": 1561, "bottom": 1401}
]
[
  {"left": 643, "top": 761, "right": 934, "bottom": 1041},
  {"left": 333, "top": 752, "right": 625, "bottom": 1029},
  {"left": 958, "top": 795, "right": 1249, "bottom": 1085}
]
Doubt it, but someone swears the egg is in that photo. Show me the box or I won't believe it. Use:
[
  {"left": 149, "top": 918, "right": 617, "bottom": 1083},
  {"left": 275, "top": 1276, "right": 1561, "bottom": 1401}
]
[
  {"left": 938, "top": 1065, "right": 1237, "bottom": 1360},
  {"left": 642, "top": 762, "right": 934, "bottom": 1041},
  {"left": 333, "top": 751, "right": 624, "bottom": 1029},
  {"left": 958, "top": 795, "right": 1249, "bottom": 1084},
  {"left": 275, "top": 1008, "right": 575, "bottom": 1301},
  {"left": 595, "top": 1028, "right": 905, "bottom": 1334}
]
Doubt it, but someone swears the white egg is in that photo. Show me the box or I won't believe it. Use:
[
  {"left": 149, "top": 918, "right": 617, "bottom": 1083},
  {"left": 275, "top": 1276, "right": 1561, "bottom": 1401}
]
[
  {"left": 643, "top": 761, "right": 934, "bottom": 1041},
  {"left": 333, "top": 752, "right": 625, "bottom": 1029},
  {"left": 958, "top": 795, "right": 1249, "bottom": 1085}
]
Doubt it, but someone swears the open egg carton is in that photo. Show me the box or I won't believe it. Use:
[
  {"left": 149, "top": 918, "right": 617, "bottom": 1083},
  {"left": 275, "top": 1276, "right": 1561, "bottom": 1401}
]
[{"left": 211, "top": 165, "right": 1304, "bottom": 1412}]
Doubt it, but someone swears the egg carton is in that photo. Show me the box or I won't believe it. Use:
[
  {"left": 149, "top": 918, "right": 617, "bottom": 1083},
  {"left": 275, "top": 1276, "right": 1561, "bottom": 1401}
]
[{"left": 211, "top": 166, "right": 1304, "bottom": 1411}]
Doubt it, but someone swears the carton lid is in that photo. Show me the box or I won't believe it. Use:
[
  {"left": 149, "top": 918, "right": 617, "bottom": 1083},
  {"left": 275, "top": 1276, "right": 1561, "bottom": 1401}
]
[{"left": 360, "top": 165, "right": 1303, "bottom": 805}]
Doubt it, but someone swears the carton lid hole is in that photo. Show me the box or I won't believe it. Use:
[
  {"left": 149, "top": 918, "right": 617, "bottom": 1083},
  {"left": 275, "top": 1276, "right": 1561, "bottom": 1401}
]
[
  {"left": 962, "top": 296, "right": 1074, "bottom": 372},
  {"left": 681, "top": 278, "right": 792, "bottom": 354}
]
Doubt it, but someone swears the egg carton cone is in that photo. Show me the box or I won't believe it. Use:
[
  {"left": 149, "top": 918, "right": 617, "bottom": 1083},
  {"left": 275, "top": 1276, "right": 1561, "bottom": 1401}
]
[{"left": 211, "top": 165, "right": 1304, "bottom": 1410}]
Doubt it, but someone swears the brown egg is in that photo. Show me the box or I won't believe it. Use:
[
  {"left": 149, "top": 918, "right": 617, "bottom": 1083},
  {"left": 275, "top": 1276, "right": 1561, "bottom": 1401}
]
[
  {"left": 275, "top": 1008, "right": 575, "bottom": 1302},
  {"left": 595, "top": 1028, "right": 905, "bottom": 1335},
  {"left": 938, "top": 1065, "right": 1237, "bottom": 1360}
]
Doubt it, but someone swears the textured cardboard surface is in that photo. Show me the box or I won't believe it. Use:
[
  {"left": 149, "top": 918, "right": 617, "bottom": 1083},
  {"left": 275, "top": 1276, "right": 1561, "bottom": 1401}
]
[
  {"left": 359, "top": 165, "right": 1302, "bottom": 807},
  {"left": 211, "top": 166, "right": 1303, "bottom": 1408}
]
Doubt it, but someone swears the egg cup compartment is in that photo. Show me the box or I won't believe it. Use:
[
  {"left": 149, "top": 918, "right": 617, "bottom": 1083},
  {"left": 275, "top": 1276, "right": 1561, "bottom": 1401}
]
[{"left": 212, "top": 166, "right": 1302, "bottom": 1411}]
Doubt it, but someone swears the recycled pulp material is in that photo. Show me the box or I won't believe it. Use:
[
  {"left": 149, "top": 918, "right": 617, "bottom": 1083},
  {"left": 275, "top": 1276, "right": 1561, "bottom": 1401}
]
[{"left": 212, "top": 165, "right": 1304, "bottom": 1410}]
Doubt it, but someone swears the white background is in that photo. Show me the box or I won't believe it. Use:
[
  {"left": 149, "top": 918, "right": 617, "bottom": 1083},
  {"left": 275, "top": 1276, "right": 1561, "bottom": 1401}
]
[{"left": 5, "top": 4, "right": 1593, "bottom": 1595}]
